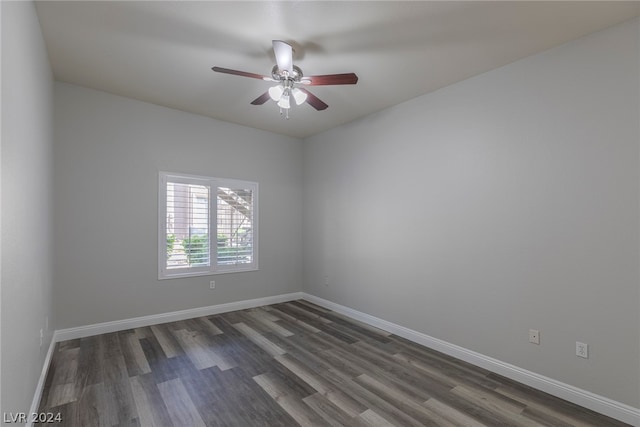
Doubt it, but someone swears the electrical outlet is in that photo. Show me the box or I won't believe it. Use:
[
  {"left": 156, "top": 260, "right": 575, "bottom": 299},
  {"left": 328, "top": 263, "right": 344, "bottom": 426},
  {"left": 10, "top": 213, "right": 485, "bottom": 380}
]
[
  {"left": 576, "top": 342, "right": 588, "bottom": 358},
  {"left": 39, "top": 329, "right": 44, "bottom": 347},
  {"left": 323, "top": 276, "right": 329, "bottom": 287},
  {"left": 529, "top": 329, "right": 540, "bottom": 345},
  {"left": 210, "top": 280, "right": 215, "bottom": 289}
]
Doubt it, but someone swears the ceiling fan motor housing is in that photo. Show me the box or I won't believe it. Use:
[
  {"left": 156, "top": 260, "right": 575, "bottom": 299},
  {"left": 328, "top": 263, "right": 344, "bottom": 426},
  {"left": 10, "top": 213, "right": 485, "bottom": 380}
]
[{"left": 272, "top": 65, "right": 303, "bottom": 83}]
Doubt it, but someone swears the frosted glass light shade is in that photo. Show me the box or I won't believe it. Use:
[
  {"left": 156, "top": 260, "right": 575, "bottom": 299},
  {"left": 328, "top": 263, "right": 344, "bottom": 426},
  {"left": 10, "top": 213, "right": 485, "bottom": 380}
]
[
  {"left": 268, "top": 85, "right": 284, "bottom": 101},
  {"left": 277, "top": 94, "right": 290, "bottom": 109},
  {"left": 292, "top": 88, "right": 307, "bottom": 105}
]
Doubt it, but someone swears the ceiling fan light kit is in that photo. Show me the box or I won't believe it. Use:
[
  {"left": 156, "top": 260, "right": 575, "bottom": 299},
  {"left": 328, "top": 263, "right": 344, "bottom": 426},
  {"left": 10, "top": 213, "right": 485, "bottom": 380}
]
[{"left": 213, "top": 40, "right": 358, "bottom": 119}]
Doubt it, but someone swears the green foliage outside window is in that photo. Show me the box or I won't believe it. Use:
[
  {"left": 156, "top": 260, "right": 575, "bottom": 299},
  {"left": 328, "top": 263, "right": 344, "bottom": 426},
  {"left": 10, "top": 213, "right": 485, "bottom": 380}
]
[
  {"left": 166, "top": 234, "right": 176, "bottom": 259},
  {"left": 182, "top": 234, "right": 209, "bottom": 265}
]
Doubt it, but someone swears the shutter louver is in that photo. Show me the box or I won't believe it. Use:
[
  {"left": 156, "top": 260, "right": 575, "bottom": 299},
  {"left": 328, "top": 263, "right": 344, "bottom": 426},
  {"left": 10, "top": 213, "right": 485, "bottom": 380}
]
[
  {"left": 166, "top": 182, "right": 210, "bottom": 269},
  {"left": 217, "top": 187, "right": 254, "bottom": 266}
]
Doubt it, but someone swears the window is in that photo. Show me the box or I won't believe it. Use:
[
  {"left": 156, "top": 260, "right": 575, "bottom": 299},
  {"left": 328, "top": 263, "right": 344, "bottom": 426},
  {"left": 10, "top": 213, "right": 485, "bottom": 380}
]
[{"left": 159, "top": 172, "right": 258, "bottom": 279}]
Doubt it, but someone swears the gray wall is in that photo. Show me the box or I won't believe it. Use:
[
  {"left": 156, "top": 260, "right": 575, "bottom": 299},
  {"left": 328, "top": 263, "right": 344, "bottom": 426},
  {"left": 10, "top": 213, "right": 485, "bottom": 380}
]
[
  {"left": 302, "top": 18, "right": 640, "bottom": 407},
  {"left": 53, "top": 83, "right": 302, "bottom": 329},
  {"left": 1, "top": 1, "right": 55, "bottom": 415}
]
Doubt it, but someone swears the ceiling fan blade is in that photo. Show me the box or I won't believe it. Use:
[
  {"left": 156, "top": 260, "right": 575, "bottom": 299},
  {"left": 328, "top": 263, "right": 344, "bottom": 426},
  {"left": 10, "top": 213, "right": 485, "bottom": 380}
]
[
  {"left": 272, "top": 40, "right": 293, "bottom": 74},
  {"left": 305, "top": 73, "right": 359, "bottom": 86},
  {"left": 299, "top": 88, "right": 328, "bottom": 111},
  {"left": 250, "top": 91, "right": 271, "bottom": 105},
  {"left": 212, "top": 66, "right": 269, "bottom": 80}
]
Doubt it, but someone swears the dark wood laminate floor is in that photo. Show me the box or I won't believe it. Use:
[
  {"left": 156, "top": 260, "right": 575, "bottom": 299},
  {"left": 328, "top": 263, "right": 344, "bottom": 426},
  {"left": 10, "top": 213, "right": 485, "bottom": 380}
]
[{"left": 37, "top": 300, "right": 631, "bottom": 426}]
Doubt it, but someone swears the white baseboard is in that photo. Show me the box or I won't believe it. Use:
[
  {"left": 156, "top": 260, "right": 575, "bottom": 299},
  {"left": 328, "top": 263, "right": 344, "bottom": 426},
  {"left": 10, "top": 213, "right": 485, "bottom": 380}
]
[
  {"left": 55, "top": 292, "right": 303, "bottom": 342},
  {"left": 27, "top": 334, "right": 58, "bottom": 427},
  {"left": 302, "top": 293, "right": 640, "bottom": 426}
]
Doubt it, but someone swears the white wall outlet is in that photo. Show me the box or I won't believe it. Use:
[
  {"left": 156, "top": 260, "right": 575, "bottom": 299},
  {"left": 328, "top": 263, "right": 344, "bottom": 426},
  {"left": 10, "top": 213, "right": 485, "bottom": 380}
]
[
  {"left": 323, "top": 276, "right": 329, "bottom": 286},
  {"left": 529, "top": 329, "right": 540, "bottom": 344},
  {"left": 576, "top": 341, "right": 588, "bottom": 358},
  {"left": 209, "top": 280, "right": 215, "bottom": 289},
  {"left": 39, "top": 329, "right": 44, "bottom": 347}
]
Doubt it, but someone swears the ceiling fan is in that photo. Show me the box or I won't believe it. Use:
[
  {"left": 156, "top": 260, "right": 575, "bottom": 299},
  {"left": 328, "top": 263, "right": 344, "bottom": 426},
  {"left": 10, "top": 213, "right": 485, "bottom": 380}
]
[{"left": 212, "top": 40, "right": 358, "bottom": 118}]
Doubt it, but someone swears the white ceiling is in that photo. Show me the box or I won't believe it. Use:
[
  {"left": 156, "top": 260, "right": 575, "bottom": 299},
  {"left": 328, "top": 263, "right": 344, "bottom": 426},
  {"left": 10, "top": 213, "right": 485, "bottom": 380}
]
[{"left": 35, "top": 1, "right": 639, "bottom": 138}]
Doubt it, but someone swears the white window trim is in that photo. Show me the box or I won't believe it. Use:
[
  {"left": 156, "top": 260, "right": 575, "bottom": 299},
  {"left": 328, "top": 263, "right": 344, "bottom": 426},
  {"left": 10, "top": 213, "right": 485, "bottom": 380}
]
[{"left": 158, "top": 171, "right": 259, "bottom": 280}]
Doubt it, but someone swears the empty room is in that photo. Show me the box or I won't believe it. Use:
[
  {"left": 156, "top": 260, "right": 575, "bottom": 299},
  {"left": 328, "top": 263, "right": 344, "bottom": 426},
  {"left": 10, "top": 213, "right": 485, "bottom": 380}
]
[{"left": 2, "top": 1, "right": 639, "bottom": 426}]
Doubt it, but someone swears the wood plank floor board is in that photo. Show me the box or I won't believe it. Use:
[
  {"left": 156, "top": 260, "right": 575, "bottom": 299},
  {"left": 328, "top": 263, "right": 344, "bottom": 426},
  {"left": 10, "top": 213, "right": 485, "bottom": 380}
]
[
  {"left": 292, "top": 300, "right": 332, "bottom": 314},
  {"left": 75, "top": 336, "right": 103, "bottom": 389},
  {"left": 266, "top": 359, "right": 320, "bottom": 399},
  {"left": 36, "top": 300, "right": 631, "bottom": 426},
  {"left": 320, "top": 367, "right": 427, "bottom": 427},
  {"left": 273, "top": 316, "right": 321, "bottom": 337},
  {"left": 451, "top": 385, "right": 543, "bottom": 427},
  {"left": 326, "top": 341, "right": 555, "bottom": 427},
  {"left": 75, "top": 383, "right": 110, "bottom": 427},
  {"left": 315, "top": 323, "right": 362, "bottom": 345},
  {"left": 520, "top": 406, "right": 586, "bottom": 427},
  {"left": 129, "top": 374, "right": 173, "bottom": 426},
  {"left": 213, "top": 316, "right": 317, "bottom": 400},
  {"left": 349, "top": 340, "right": 454, "bottom": 388},
  {"left": 323, "top": 347, "right": 435, "bottom": 406},
  {"left": 196, "top": 317, "right": 225, "bottom": 336},
  {"left": 178, "top": 367, "right": 230, "bottom": 426},
  {"left": 199, "top": 332, "right": 238, "bottom": 372},
  {"left": 207, "top": 322, "right": 278, "bottom": 378},
  {"left": 302, "top": 392, "right": 371, "bottom": 427},
  {"left": 385, "top": 335, "right": 496, "bottom": 380},
  {"left": 102, "top": 378, "right": 138, "bottom": 426},
  {"left": 218, "top": 366, "right": 302, "bottom": 426},
  {"left": 357, "top": 408, "right": 397, "bottom": 427},
  {"left": 318, "top": 349, "right": 365, "bottom": 378},
  {"left": 158, "top": 378, "right": 206, "bottom": 427},
  {"left": 275, "top": 353, "right": 367, "bottom": 417},
  {"left": 287, "top": 301, "right": 337, "bottom": 320},
  {"left": 233, "top": 322, "right": 287, "bottom": 357},
  {"left": 312, "top": 312, "right": 393, "bottom": 345},
  {"left": 239, "top": 309, "right": 293, "bottom": 336},
  {"left": 268, "top": 307, "right": 322, "bottom": 334},
  {"left": 393, "top": 351, "right": 504, "bottom": 392},
  {"left": 314, "top": 309, "right": 392, "bottom": 339},
  {"left": 149, "top": 324, "right": 182, "bottom": 358},
  {"left": 44, "top": 401, "right": 78, "bottom": 427},
  {"left": 226, "top": 310, "right": 278, "bottom": 336},
  {"left": 58, "top": 338, "right": 81, "bottom": 351},
  {"left": 353, "top": 373, "right": 455, "bottom": 427},
  {"left": 139, "top": 336, "right": 179, "bottom": 384},
  {"left": 312, "top": 329, "right": 360, "bottom": 351},
  {"left": 47, "top": 347, "right": 80, "bottom": 408},
  {"left": 494, "top": 383, "right": 630, "bottom": 427},
  {"left": 100, "top": 332, "right": 139, "bottom": 425},
  {"left": 331, "top": 343, "right": 453, "bottom": 401},
  {"left": 393, "top": 343, "right": 506, "bottom": 395},
  {"left": 423, "top": 398, "right": 488, "bottom": 427},
  {"left": 253, "top": 372, "right": 330, "bottom": 427},
  {"left": 273, "top": 304, "right": 336, "bottom": 330},
  {"left": 217, "top": 309, "right": 251, "bottom": 325},
  {"left": 118, "top": 331, "right": 152, "bottom": 377}
]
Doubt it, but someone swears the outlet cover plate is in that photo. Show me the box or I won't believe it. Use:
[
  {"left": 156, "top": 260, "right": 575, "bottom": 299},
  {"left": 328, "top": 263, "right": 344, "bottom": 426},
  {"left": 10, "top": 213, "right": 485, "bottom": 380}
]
[
  {"left": 529, "top": 329, "right": 540, "bottom": 345},
  {"left": 576, "top": 341, "right": 588, "bottom": 358}
]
